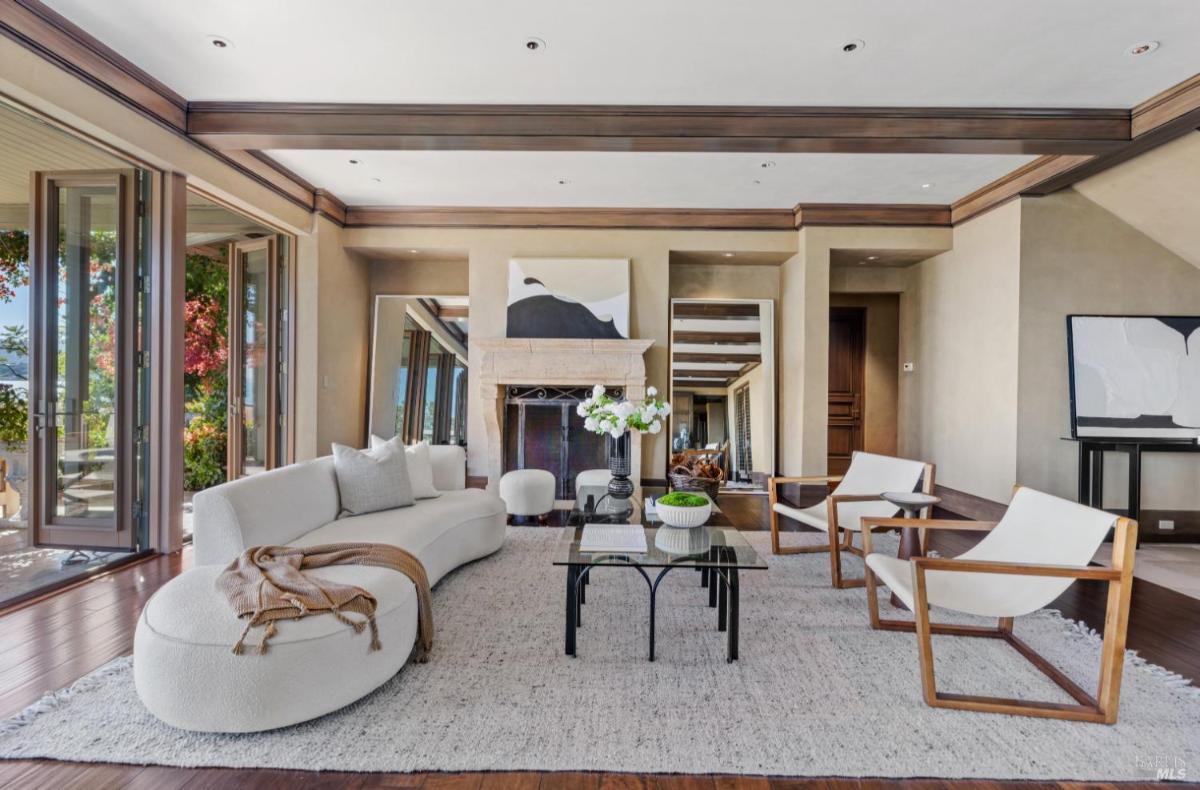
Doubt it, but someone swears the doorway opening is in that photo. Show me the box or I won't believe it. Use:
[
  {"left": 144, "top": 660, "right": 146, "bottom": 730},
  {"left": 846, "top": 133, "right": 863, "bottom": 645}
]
[
  {"left": 0, "top": 100, "right": 151, "bottom": 606},
  {"left": 828, "top": 294, "right": 901, "bottom": 474},
  {"left": 182, "top": 192, "right": 294, "bottom": 540}
]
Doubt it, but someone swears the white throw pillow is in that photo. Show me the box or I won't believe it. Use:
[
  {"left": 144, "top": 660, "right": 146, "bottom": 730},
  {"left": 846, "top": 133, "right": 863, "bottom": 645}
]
[
  {"left": 370, "top": 435, "right": 441, "bottom": 500},
  {"left": 332, "top": 437, "right": 414, "bottom": 517}
]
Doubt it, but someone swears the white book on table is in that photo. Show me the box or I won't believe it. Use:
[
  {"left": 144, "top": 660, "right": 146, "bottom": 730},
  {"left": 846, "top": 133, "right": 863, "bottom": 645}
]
[{"left": 580, "top": 524, "right": 647, "bottom": 554}]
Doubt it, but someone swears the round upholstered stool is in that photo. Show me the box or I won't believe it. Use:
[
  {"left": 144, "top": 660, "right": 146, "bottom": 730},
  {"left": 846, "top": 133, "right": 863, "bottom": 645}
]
[{"left": 498, "top": 468, "right": 556, "bottom": 524}]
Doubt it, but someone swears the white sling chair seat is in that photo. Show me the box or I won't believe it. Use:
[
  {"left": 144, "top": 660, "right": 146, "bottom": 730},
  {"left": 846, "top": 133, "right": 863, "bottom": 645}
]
[
  {"left": 771, "top": 451, "right": 927, "bottom": 532},
  {"left": 866, "top": 487, "right": 1118, "bottom": 618}
]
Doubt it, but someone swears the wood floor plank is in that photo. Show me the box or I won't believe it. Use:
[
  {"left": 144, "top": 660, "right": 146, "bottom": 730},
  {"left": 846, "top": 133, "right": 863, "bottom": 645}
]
[
  {"left": 480, "top": 772, "right": 544, "bottom": 790},
  {"left": 539, "top": 773, "right": 601, "bottom": 790}
]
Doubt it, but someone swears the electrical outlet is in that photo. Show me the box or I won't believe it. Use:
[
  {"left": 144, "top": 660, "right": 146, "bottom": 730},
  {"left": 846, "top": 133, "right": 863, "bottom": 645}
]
[
  {"left": 902, "top": 362, "right": 915, "bottom": 372},
  {"left": 1159, "top": 519, "right": 1175, "bottom": 531}
]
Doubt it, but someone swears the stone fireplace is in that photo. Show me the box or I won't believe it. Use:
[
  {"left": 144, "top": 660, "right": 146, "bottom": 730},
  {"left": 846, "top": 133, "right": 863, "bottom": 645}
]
[{"left": 477, "top": 338, "right": 654, "bottom": 493}]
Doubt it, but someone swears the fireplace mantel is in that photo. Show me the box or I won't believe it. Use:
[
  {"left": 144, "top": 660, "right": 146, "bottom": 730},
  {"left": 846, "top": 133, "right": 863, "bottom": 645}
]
[{"left": 478, "top": 338, "right": 654, "bottom": 491}]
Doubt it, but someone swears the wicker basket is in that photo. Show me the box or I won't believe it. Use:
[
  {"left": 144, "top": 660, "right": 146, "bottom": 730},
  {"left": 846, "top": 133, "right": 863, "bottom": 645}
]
[{"left": 668, "top": 466, "right": 723, "bottom": 501}]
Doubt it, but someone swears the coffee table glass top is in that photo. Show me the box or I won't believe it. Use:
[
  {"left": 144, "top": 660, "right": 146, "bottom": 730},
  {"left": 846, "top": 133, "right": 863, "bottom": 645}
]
[{"left": 553, "top": 523, "right": 767, "bottom": 570}]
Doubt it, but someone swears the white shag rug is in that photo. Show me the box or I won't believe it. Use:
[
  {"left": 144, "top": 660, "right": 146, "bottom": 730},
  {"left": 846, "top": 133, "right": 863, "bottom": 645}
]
[{"left": 2, "top": 527, "right": 1198, "bottom": 781}]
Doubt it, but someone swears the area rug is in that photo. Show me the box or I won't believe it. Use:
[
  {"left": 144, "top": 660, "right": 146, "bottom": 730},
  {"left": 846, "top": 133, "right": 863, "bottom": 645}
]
[{"left": 1, "top": 528, "right": 1198, "bottom": 780}]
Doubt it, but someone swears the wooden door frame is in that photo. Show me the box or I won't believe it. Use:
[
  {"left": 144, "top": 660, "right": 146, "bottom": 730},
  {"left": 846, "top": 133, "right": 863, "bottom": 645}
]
[{"left": 30, "top": 169, "right": 139, "bottom": 550}]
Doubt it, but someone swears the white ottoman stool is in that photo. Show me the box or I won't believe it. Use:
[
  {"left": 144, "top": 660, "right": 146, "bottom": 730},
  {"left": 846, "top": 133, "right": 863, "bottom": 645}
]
[{"left": 499, "top": 468, "right": 556, "bottom": 523}]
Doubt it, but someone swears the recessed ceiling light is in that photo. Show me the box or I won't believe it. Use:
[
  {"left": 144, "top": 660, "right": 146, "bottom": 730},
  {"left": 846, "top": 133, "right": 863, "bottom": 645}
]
[
  {"left": 348, "top": 159, "right": 360, "bottom": 165},
  {"left": 842, "top": 39, "right": 865, "bottom": 53},
  {"left": 760, "top": 161, "right": 776, "bottom": 169},
  {"left": 753, "top": 179, "right": 762, "bottom": 185},
  {"left": 371, "top": 177, "right": 383, "bottom": 183},
  {"left": 723, "top": 253, "right": 735, "bottom": 258},
  {"left": 557, "top": 179, "right": 570, "bottom": 185},
  {"left": 206, "top": 35, "right": 233, "bottom": 49},
  {"left": 525, "top": 37, "right": 546, "bottom": 52},
  {"left": 921, "top": 182, "right": 934, "bottom": 189},
  {"left": 409, "top": 249, "right": 419, "bottom": 254},
  {"left": 1127, "top": 41, "right": 1159, "bottom": 56},
  {"left": 858, "top": 260, "right": 868, "bottom": 265},
  {"left": 867, "top": 255, "right": 878, "bottom": 260}
]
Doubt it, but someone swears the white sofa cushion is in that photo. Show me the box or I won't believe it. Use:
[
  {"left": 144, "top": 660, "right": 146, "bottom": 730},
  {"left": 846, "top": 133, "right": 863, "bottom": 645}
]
[
  {"left": 371, "top": 436, "right": 440, "bottom": 499},
  {"left": 192, "top": 457, "right": 340, "bottom": 566},
  {"left": 333, "top": 438, "right": 415, "bottom": 516}
]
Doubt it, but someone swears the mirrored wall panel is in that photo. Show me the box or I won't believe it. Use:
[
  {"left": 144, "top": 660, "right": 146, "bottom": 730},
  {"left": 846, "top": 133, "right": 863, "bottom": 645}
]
[
  {"left": 370, "top": 296, "right": 468, "bottom": 445},
  {"left": 669, "top": 299, "right": 775, "bottom": 492}
]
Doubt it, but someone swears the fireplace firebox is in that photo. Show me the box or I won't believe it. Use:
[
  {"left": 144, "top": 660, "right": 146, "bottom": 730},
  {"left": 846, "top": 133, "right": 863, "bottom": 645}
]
[{"left": 502, "top": 385, "right": 621, "bottom": 499}]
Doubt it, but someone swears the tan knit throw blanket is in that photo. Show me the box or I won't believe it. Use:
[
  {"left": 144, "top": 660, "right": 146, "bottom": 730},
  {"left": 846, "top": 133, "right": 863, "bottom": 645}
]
[{"left": 216, "top": 542, "right": 433, "bottom": 658}]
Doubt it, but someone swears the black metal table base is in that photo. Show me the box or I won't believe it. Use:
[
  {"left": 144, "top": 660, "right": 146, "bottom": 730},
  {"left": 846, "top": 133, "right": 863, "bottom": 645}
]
[{"left": 564, "top": 547, "right": 740, "bottom": 662}]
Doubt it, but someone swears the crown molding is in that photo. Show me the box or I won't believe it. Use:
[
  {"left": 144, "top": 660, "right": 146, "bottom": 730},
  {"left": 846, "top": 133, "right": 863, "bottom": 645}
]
[
  {"left": 794, "top": 203, "right": 951, "bottom": 227},
  {"left": 187, "top": 102, "right": 1129, "bottom": 155}
]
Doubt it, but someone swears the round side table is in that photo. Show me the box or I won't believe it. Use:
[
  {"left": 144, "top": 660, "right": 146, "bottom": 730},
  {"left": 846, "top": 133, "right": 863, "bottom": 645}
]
[{"left": 879, "top": 491, "right": 941, "bottom": 610}]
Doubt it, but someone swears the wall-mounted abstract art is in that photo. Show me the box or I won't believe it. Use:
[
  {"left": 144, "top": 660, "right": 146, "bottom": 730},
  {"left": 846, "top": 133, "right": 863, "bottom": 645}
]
[
  {"left": 1068, "top": 314, "right": 1200, "bottom": 438},
  {"left": 506, "top": 258, "right": 630, "bottom": 339}
]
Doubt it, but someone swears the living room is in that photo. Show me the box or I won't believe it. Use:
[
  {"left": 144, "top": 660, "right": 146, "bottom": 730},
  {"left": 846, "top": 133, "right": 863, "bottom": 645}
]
[{"left": 0, "top": 1, "right": 1199, "bottom": 786}]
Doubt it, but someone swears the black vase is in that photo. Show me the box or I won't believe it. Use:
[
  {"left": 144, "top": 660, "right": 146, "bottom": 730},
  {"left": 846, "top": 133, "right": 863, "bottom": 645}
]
[{"left": 606, "top": 432, "right": 634, "bottom": 500}]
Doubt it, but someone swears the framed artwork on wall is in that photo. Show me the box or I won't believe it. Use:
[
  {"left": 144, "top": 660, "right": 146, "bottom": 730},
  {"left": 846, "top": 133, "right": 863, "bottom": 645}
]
[{"left": 506, "top": 258, "right": 630, "bottom": 339}]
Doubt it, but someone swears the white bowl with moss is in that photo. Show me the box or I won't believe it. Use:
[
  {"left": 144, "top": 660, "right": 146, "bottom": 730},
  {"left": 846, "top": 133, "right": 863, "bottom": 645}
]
[{"left": 654, "top": 491, "right": 713, "bottom": 529}]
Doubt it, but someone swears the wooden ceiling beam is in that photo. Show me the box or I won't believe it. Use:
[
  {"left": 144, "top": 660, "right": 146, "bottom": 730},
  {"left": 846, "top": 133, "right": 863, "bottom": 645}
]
[
  {"left": 345, "top": 206, "right": 795, "bottom": 230},
  {"left": 188, "top": 102, "right": 1130, "bottom": 155},
  {"left": 672, "top": 303, "right": 761, "bottom": 319},
  {"left": 673, "top": 331, "right": 761, "bottom": 345},
  {"left": 673, "top": 352, "right": 760, "bottom": 364}
]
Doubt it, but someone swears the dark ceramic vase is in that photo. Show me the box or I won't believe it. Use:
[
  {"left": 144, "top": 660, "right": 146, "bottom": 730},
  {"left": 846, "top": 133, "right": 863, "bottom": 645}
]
[{"left": 606, "top": 431, "right": 634, "bottom": 500}]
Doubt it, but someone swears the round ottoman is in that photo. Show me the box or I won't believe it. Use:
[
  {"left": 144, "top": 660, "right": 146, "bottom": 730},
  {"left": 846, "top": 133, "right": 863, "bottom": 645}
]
[{"left": 498, "top": 468, "right": 555, "bottom": 518}]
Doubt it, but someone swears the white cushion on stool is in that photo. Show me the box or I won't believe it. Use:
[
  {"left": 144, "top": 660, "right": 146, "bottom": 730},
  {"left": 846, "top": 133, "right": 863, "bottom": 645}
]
[{"left": 498, "top": 468, "right": 556, "bottom": 516}]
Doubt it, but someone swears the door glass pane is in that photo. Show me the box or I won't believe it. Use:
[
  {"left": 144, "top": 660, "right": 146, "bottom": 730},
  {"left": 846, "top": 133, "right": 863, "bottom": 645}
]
[
  {"left": 52, "top": 185, "right": 118, "bottom": 521},
  {"left": 275, "top": 237, "right": 289, "bottom": 464},
  {"left": 423, "top": 338, "right": 447, "bottom": 443},
  {"left": 240, "top": 248, "right": 268, "bottom": 475},
  {"left": 393, "top": 317, "right": 416, "bottom": 438}
]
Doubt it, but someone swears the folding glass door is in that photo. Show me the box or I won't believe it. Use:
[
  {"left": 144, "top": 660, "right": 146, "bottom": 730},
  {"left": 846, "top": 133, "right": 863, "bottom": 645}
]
[{"left": 30, "top": 170, "right": 147, "bottom": 552}]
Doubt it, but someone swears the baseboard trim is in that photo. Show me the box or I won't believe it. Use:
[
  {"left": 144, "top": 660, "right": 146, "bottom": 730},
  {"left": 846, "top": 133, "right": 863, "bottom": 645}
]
[{"left": 934, "top": 485, "right": 1008, "bottom": 522}]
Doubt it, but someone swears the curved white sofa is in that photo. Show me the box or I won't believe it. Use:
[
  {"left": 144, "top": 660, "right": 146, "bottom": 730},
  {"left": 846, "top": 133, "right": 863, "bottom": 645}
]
[{"left": 134, "top": 445, "right": 505, "bottom": 733}]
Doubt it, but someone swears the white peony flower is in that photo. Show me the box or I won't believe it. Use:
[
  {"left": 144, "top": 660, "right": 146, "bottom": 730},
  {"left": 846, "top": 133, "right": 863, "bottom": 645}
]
[
  {"left": 647, "top": 386, "right": 657, "bottom": 397},
  {"left": 660, "top": 402, "right": 672, "bottom": 415},
  {"left": 584, "top": 417, "right": 597, "bottom": 432},
  {"left": 609, "top": 426, "right": 624, "bottom": 438},
  {"left": 616, "top": 400, "right": 636, "bottom": 418},
  {"left": 592, "top": 384, "right": 605, "bottom": 399},
  {"left": 649, "top": 420, "right": 662, "bottom": 434},
  {"left": 576, "top": 403, "right": 589, "bottom": 417}
]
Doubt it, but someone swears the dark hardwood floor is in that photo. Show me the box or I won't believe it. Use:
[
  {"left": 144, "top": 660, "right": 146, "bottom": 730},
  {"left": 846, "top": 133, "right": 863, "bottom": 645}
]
[{"left": 0, "top": 491, "right": 1193, "bottom": 789}]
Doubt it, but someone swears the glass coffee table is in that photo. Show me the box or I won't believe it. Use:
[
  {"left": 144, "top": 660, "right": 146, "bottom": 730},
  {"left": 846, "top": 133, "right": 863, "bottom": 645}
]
[{"left": 554, "top": 492, "right": 766, "bottom": 662}]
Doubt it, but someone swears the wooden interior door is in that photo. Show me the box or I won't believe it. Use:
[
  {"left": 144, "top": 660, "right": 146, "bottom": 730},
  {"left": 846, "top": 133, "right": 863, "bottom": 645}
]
[{"left": 828, "top": 307, "right": 865, "bottom": 476}]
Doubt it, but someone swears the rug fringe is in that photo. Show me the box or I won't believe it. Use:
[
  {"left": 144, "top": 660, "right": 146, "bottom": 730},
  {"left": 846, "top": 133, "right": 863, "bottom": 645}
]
[{"left": 0, "top": 656, "right": 133, "bottom": 735}]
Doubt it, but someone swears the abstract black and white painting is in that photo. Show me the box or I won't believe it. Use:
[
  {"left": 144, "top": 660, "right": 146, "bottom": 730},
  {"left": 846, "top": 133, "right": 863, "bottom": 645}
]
[
  {"left": 1069, "top": 315, "right": 1200, "bottom": 438},
  {"left": 506, "top": 258, "right": 630, "bottom": 339}
]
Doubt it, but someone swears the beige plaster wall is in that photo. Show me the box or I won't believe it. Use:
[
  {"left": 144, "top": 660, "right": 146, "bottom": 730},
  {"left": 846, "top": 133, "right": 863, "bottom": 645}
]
[
  {"left": 900, "top": 202, "right": 1023, "bottom": 503},
  {"left": 668, "top": 263, "right": 781, "bottom": 299},
  {"left": 1016, "top": 190, "right": 1200, "bottom": 510},
  {"left": 342, "top": 226, "right": 796, "bottom": 480},
  {"left": 830, "top": 293, "right": 900, "bottom": 457},
  {"left": 313, "top": 217, "right": 372, "bottom": 453},
  {"left": 370, "top": 259, "right": 469, "bottom": 296},
  {"left": 1073, "top": 132, "right": 1200, "bottom": 270}
]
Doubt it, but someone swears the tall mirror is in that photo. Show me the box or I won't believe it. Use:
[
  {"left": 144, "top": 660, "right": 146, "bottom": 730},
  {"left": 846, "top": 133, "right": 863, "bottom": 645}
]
[
  {"left": 369, "top": 296, "right": 468, "bottom": 445},
  {"left": 669, "top": 299, "right": 775, "bottom": 493}
]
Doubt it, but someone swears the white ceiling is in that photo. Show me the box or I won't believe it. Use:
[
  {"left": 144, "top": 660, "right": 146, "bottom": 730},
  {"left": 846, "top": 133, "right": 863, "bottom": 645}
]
[
  {"left": 266, "top": 149, "right": 1034, "bottom": 207},
  {"left": 42, "top": 1, "right": 1200, "bottom": 107}
]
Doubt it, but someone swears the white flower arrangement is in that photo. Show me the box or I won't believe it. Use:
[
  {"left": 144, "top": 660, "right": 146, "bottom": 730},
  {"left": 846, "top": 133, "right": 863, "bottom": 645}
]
[{"left": 576, "top": 384, "right": 671, "bottom": 438}]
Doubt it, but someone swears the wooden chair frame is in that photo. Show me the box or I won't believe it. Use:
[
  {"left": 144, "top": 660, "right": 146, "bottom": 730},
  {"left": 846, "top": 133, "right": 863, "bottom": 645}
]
[
  {"left": 860, "top": 508, "right": 1137, "bottom": 723},
  {"left": 769, "top": 461, "right": 934, "bottom": 589}
]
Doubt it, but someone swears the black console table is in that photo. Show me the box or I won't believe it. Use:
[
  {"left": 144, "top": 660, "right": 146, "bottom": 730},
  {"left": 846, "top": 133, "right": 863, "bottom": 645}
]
[{"left": 1070, "top": 436, "right": 1200, "bottom": 543}]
